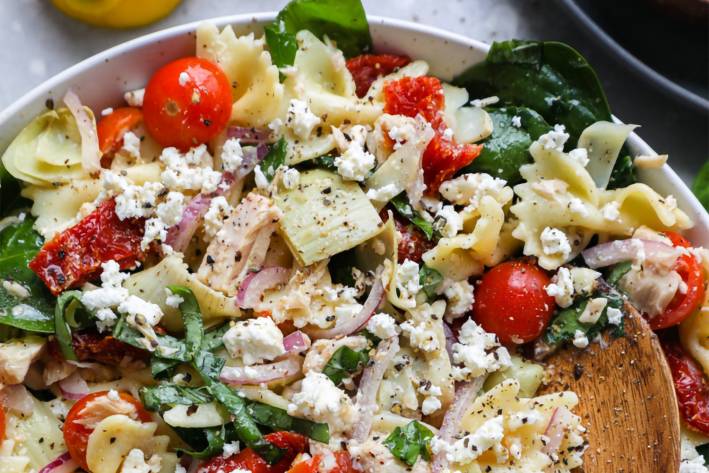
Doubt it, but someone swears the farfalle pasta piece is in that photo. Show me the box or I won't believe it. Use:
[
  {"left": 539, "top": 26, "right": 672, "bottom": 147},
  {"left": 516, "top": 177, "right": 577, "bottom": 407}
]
[
  {"left": 599, "top": 183, "right": 693, "bottom": 232},
  {"left": 197, "top": 23, "right": 286, "bottom": 127}
]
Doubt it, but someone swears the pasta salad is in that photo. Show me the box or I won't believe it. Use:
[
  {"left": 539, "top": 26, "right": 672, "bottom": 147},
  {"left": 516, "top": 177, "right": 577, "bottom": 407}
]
[{"left": 0, "top": 1, "right": 706, "bottom": 472}]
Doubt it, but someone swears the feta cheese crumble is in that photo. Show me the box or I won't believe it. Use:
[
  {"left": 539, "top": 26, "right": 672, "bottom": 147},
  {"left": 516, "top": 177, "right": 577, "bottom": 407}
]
[
  {"left": 101, "top": 107, "right": 114, "bottom": 117},
  {"left": 220, "top": 138, "right": 244, "bottom": 173},
  {"left": 435, "top": 205, "right": 463, "bottom": 238},
  {"left": 203, "top": 196, "right": 232, "bottom": 238},
  {"left": 164, "top": 288, "right": 184, "bottom": 309},
  {"left": 601, "top": 201, "right": 621, "bottom": 222},
  {"left": 538, "top": 124, "right": 569, "bottom": 152},
  {"left": 451, "top": 319, "right": 511, "bottom": 381},
  {"left": 511, "top": 115, "right": 522, "bottom": 128},
  {"left": 394, "top": 259, "right": 422, "bottom": 309},
  {"left": 545, "top": 267, "right": 574, "bottom": 308},
  {"left": 572, "top": 330, "right": 589, "bottom": 348},
  {"left": 421, "top": 396, "right": 442, "bottom": 415},
  {"left": 287, "top": 371, "right": 357, "bottom": 432},
  {"left": 281, "top": 167, "right": 301, "bottom": 190},
  {"left": 334, "top": 125, "right": 375, "bottom": 182},
  {"left": 606, "top": 306, "right": 623, "bottom": 325},
  {"left": 540, "top": 227, "right": 572, "bottom": 260},
  {"left": 286, "top": 99, "right": 321, "bottom": 140},
  {"left": 443, "top": 279, "right": 475, "bottom": 321},
  {"left": 568, "top": 148, "right": 589, "bottom": 167},
  {"left": 120, "top": 449, "right": 161, "bottom": 473},
  {"left": 366, "top": 183, "right": 399, "bottom": 202},
  {"left": 159, "top": 145, "right": 222, "bottom": 194},
  {"left": 366, "top": 312, "right": 400, "bottom": 339},
  {"left": 124, "top": 88, "right": 145, "bottom": 107},
  {"left": 121, "top": 131, "right": 141, "bottom": 159},
  {"left": 222, "top": 317, "right": 285, "bottom": 365},
  {"left": 431, "top": 415, "right": 505, "bottom": 464}
]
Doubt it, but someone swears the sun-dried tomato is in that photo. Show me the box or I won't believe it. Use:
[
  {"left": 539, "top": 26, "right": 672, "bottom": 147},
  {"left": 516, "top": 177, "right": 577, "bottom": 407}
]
[
  {"left": 200, "top": 432, "right": 308, "bottom": 473},
  {"left": 381, "top": 209, "right": 434, "bottom": 264},
  {"left": 72, "top": 330, "right": 149, "bottom": 365},
  {"left": 383, "top": 76, "right": 482, "bottom": 193},
  {"left": 29, "top": 199, "right": 147, "bottom": 295},
  {"left": 346, "top": 54, "right": 411, "bottom": 98},
  {"left": 661, "top": 336, "right": 709, "bottom": 434}
]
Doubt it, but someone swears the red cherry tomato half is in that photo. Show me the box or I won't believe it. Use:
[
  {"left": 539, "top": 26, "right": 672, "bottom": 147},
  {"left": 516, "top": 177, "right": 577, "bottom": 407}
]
[
  {"left": 97, "top": 107, "right": 143, "bottom": 156},
  {"left": 650, "top": 231, "right": 705, "bottom": 330},
  {"left": 472, "top": 260, "right": 555, "bottom": 345},
  {"left": 199, "top": 431, "right": 308, "bottom": 473},
  {"left": 286, "top": 455, "right": 321, "bottom": 473},
  {"left": 64, "top": 391, "right": 151, "bottom": 470},
  {"left": 143, "top": 57, "right": 232, "bottom": 150},
  {"left": 660, "top": 337, "right": 709, "bottom": 434},
  {"left": 346, "top": 53, "right": 411, "bottom": 98}
]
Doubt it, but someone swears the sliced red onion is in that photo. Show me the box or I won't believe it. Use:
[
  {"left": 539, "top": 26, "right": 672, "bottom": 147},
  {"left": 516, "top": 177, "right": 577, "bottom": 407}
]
[
  {"left": 443, "top": 322, "right": 456, "bottom": 361},
  {"left": 242, "top": 224, "right": 277, "bottom": 277},
  {"left": 237, "top": 267, "right": 290, "bottom": 309},
  {"left": 582, "top": 238, "right": 679, "bottom": 269},
  {"left": 165, "top": 194, "right": 213, "bottom": 253},
  {"left": 542, "top": 407, "right": 574, "bottom": 454},
  {"left": 0, "top": 384, "right": 35, "bottom": 416},
  {"left": 282, "top": 330, "right": 312, "bottom": 356},
  {"left": 305, "top": 279, "right": 385, "bottom": 340},
  {"left": 352, "top": 336, "right": 400, "bottom": 442},
  {"left": 39, "top": 452, "right": 79, "bottom": 473},
  {"left": 431, "top": 377, "right": 485, "bottom": 472},
  {"left": 227, "top": 126, "right": 271, "bottom": 145},
  {"left": 219, "top": 356, "right": 302, "bottom": 385},
  {"left": 58, "top": 371, "right": 90, "bottom": 400},
  {"left": 63, "top": 90, "right": 101, "bottom": 174},
  {"left": 235, "top": 144, "right": 269, "bottom": 180}
]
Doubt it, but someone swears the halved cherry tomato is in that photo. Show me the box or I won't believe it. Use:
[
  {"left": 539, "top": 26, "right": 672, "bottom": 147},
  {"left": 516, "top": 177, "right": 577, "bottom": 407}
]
[
  {"left": 650, "top": 231, "right": 705, "bottom": 330},
  {"left": 287, "top": 455, "right": 321, "bottom": 473},
  {"left": 97, "top": 107, "right": 143, "bottom": 156},
  {"left": 64, "top": 391, "right": 152, "bottom": 470},
  {"left": 0, "top": 408, "right": 6, "bottom": 442},
  {"left": 472, "top": 260, "right": 555, "bottom": 345},
  {"left": 383, "top": 76, "right": 482, "bottom": 193},
  {"left": 143, "top": 56, "right": 232, "bottom": 150},
  {"left": 199, "top": 431, "right": 308, "bottom": 473},
  {"left": 29, "top": 199, "right": 147, "bottom": 295},
  {"left": 660, "top": 337, "right": 709, "bottom": 434},
  {"left": 346, "top": 54, "right": 411, "bottom": 98}
]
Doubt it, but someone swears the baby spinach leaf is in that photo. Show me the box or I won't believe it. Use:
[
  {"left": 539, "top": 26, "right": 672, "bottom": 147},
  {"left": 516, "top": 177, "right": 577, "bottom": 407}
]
[
  {"left": 607, "top": 154, "right": 636, "bottom": 190},
  {"left": 606, "top": 261, "right": 632, "bottom": 287},
  {"left": 461, "top": 106, "right": 550, "bottom": 184},
  {"left": 140, "top": 384, "right": 213, "bottom": 411},
  {"left": 419, "top": 265, "right": 443, "bottom": 300},
  {"left": 390, "top": 194, "right": 434, "bottom": 240},
  {"left": 259, "top": 138, "right": 288, "bottom": 182},
  {"left": 54, "top": 291, "right": 83, "bottom": 360},
  {"left": 454, "top": 40, "right": 611, "bottom": 144},
  {"left": 693, "top": 160, "right": 709, "bottom": 210},
  {"left": 265, "top": 0, "right": 371, "bottom": 67},
  {"left": 323, "top": 345, "right": 369, "bottom": 385},
  {"left": 247, "top": 402, "right": 330, "bottom": 443},
  {"left": 384, "top": 420, "right": 434, "bottom": 466},
  {"left": 166, "top": 286, "right": 203, "bottom": 360}
]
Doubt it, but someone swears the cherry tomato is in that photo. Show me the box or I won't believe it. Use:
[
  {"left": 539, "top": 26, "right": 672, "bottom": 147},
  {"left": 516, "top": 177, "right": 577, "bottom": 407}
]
[
  {"left": 660, "top": 337, "right": 709, "bottom": 434},
  {"left": 287, "top": 455, "right": 321, "bottom": 473},
  {"left": 143, "top": 57, "right": 232, "bottom": 150},
  {"left": 383, "top": 76, "right": 482, "bottom": 193},
  {"left": 0, "top": 408, "right": 6, "bottom": 442},
  {"left": 64, "top": 391, "right": 151, "bottom": 470},
  {"left": 346, "top": 54, "right": 411, "bottom": 98},
  {"left": 29, "top": 199, "right": 148, "bottom": 295},
  {"left": 650, "top": 231, "right": 705, "bottom": 330},
  {"left": 97, "top": 107, "right": 143, "bottom": 156},
  {"left": 330, "top": 451, "right": 356, "bottom": 473},
  {"left": 472, "top": 260, "right": 555, "bottom": 344},
  {"left": 200, "top": 431, "right": 308, "bottom": 473}
]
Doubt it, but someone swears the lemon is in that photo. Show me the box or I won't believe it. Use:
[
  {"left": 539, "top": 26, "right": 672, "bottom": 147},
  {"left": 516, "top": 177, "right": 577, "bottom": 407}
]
[{"left": 51, "top": 0, "right": 182, "bottom": 29}]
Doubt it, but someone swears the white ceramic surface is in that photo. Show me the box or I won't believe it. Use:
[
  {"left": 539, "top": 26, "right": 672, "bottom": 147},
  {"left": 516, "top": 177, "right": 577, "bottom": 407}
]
[{"left": 0, "top": 13, "right": 706, "bottom": 244}]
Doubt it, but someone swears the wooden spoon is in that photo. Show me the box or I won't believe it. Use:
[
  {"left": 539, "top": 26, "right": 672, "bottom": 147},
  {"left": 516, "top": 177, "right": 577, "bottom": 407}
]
[{"left": 539, "top": 304, "right": 680, "bottom": 472}]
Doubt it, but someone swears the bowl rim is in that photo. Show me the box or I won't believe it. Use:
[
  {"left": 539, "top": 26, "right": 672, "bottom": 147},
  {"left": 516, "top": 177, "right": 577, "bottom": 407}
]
[{"left": 0, "top": 11, "right": 706, "bottom": 235}]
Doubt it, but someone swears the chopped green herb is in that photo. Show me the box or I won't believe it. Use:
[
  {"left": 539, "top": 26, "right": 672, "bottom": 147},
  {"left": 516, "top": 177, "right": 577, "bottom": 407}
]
[
  {"left": 323, "top": 346, "right": 369, "bottom": 385},
  {"left": 247, "top": 402, "right": 330, "bottom": 443},
  {"left": 419, "top": 265, "right": 443, "bottom": 300},
  {"left": 259, "top": 138, "right": 288, "bottom": 182},
  {"left": 390, "top": 194, "right": 434, "bottom": 240},
  {"left": 140, "top": 384, "right": 213, "bottom": 412},
  {"left": 383, "top": 421, "right": 434, "bottom": 466}
]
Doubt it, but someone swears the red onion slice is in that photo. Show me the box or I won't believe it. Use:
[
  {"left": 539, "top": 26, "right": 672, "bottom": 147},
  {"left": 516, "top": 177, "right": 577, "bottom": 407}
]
[
  {"left": 63, "top": 90, "right": 101, "bottom": 174},
  {"left": 443, "top": 322, "right": 456, "bottom": 361},
  {"left": 542, "top": 407, "right": 574, "bottom": 454},
  {"left": 237, "top": 267, "right": 290, "bottom": 309},
  {"left": 0, "top": 384, "right": 35, "bottom": 416},
  {"left": 58, "top": 371, "right": 90, "bottom": 400},
  {"left": 352, "top": 336, "right": 400, "bottom": 442},
  {"left": 227, "top": 126, "right": 271, "bottom": 145},
  {"left": 305, "top": 279, "right": 385, "bottom": 340},
  {"left": 235, "top": 145, "right": 269, "bottom": 180},
  {"left": 39, "top": 452, "right": 79, "bottom": 473},
  {"left": 431, "top": 377, "right": 485, "bottom": 472},
  {"left": 219, "top": 356, "right": 302, "bottom": 385},
  {"left": 282, "top": 330, "right": 312, "bottom": 355},
  {"left": 582, "top": 238, "right": 679, "bottom": 269}
]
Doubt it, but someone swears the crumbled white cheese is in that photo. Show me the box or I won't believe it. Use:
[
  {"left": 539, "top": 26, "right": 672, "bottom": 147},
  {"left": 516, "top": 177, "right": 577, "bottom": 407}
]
[
  {"left": 570, "top": 267, "right": 600, "bottom": 295},
  {"left": 2, "top": 280, "right": 30, "bottom": 299},
  {"left": 119, "top": 295, "right": 164, "bottom": 327},
  {"left": 366, "top": 183, "right": 399, "bottom": 202},
  {"left": 164, "top": 288, "right": 184, "bottom": 309},
  {"left": 435, "top": 205, "right": 463, "bottom": 238},
  {"left": 538, "top": 124, "right": 569, "bottom": 152},
  {"left": 634, "top": 154, "right": 668, "bottom": 169},
  {"left": 443, "top": 279, "right": 475, "bottom": 320},
  {"left": 334, "top": 125, "right": 375, "bottom": 182},
  {"left": 160, "top": 145, "right": 222, "bottom": 194},
  {"left": 114, "top": 181, "right": 165, "bottom": 220},
  {"left": 178, "top": 71, "right": 190, "bottom": 86},
  {"left": 421, "top": 396, "right": 442, "bottom": 415},
  {"left": 286, "top": 99, "right": 321, "bottom": 140},
  {"left": 253, "top": 165, "right": 270, "bottom": 190},
  {"left": 540, "top": 227, "right": 572, "bottom": 260},
  {"left": 268, "top": 118, "right": 284, "bottom": 136},
  {"left": 439, "top": 172, "right": 508, "bottom": 208},
  {"left": 545, "top": 267, "right": 574, "bottom": 308},
  {"left": 222, "top": 441, "right": 240, "bottom": 457},
  {"left": 203, "top": 196, "right": 232, "bottom": 238},
  {"left": 470, "top": 96, "right": 499, "bottom": 108},
  {"left": 394, "top": 259, "right": 422, "bottom": 309},
  {"left": 572, "top": 330, "right": 589, "bottom": 348},
  {"left": 366, "top": 312, "right": 400, "bottom": 339},
  {"left": 578, "top": 297, "right": 608, "bottom": 324},
  {"left": 80, "top": 260, "right": 130, "bottom": 332},
  {"left": 287, "top": 371, "right": 356, "bottom": 432},
  {"left": 141, "top": 218, "right": 168, "bottom": 250},
  {"left": 101, "top": 107, "right": 114, "bottom": 117},
  {"left": 281, "top": 167, "right": 301, "bottom": 190},
  {"left": 568, "top": 197, "right": 588, "bottom": 217},
  {"left": 124, "top": 88, "right": 145, "bottom": 107},
  {"left": 606, "top": 306, "right": 623, "bottom": 325},
  {"left": 511, "top": 115, "right": 522, "bottom": 128},
  {"left": 601, "top": 201, "right": 621, "bottom": 222},
  {"left": 388, "top": 120, "right": 418, "bottom": 150},
  {"left": 121, "top": 131, "right": 141, "bottom": 159},
  {"left": 222, "top": 317, "right": 285, "bottom": 365},
  {"left": 568, "top": 148, "right": 589, "bottom": 167},
  {"left": 431, "top": 415, "right": 505, "bottom": 464},
  {"left": 220, "top": 138, "right": 244, "bottom": 173},
  {"left": 120, "top": 448, "right": 161, "bottom": 473},
  {"left": 156, "top": 192, "right": 185, "bottom": 227},
  {"left": 451, "top": 319, "right": 511, "bottom": 381}
]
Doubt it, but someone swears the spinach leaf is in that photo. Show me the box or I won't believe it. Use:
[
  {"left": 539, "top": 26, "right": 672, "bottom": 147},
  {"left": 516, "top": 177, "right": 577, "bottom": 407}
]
[
  {"left": 606, "top": 261, "right": 632, "bottom": 286},
  {"left": 461, "top": 106, "right": 550, "bottom": 184},
  {"left": 247, "top": 402, "right": 330, "bottom": 443},
  {"left": 607, "top": 155, "right": 636, "bottom": 190},
  {"left": 140, "top": 384, "right": 213, "bottom": 411},
  {"left": 419, "top": 265, "right": 443, "bottom": 300},
  {"left": 328, "top": 248, "right": 359, "bottom": 287},
  {"left": 202, "top": 323, "right": 229, "bottom": 351},
  {"left": 151, "top": 324, "right": 229, "bottom": 378},
  {"left": 265, "top": 0, "right": 371, "bottom": 67},
  {"left": 454, "top": 40, "right": 611, "bottom": 144},
  {"left": 693, "top": 160, "right": 709, "bottom": 210},
  {"left": 54, "top": 291, "right": 84, "bottom": 360},
  {"left": 166, "top": 286, "right": 203, "bottom": 359},
  {"left": 323, "top": 346, "right": 369, "bottom": 385},
  {"left": 390, "top": 194, "right": 434, "bottom": 240},
  {"left": 176, "top": 427, "right": 226, "bottom": 460},
  {"left": 383, "top": 421, "right": 434, "bottom": 466},
  {"left": 259, "top": 138, "right": 288, "bottom": 182}
]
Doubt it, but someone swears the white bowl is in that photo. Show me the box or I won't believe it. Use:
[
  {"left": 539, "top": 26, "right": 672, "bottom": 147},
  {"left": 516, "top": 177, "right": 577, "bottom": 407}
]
[{"left": 0, "top": 13, "right": 706, "bottom": 244}]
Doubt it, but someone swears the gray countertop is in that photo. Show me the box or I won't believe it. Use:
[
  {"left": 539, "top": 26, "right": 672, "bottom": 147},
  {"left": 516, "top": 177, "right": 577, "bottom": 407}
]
[{"left": 1, "top": 0, "right": 706, "bottom": 184}]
